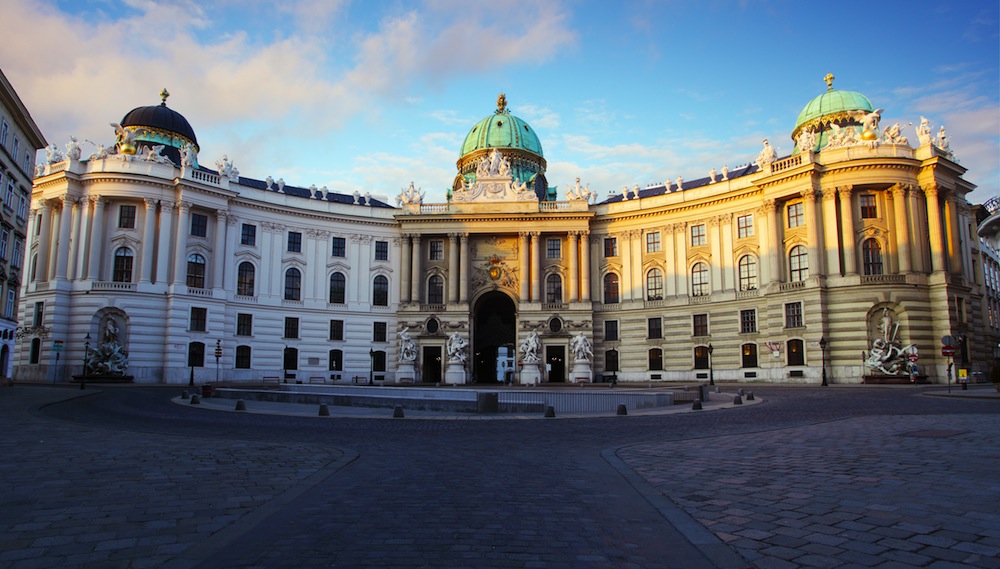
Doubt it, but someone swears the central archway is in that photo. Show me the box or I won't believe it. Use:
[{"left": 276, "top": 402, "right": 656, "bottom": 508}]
[{"left": 473, "top": 291, "right": 516, "bottom": 383}]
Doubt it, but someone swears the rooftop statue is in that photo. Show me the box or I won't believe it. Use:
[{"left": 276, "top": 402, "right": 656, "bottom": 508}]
[
  {"left": 796, "top": 129, "right": 817, "bottom": 153},
  {"left": 882, "top": 123, "right": 909, "bottom": 146},
  {"left": 915, "top": 116, "right": 933, "bottom": 146},
  {"left": 65, "top": 136, "right": 81, "bottom": 161},
  {"left": 397, "top": 181, "right": 425, "bottom": 206},
  {"left": 757, "top": 139, "right": 777, "bottom": 166},
  {"left": 180, "top": 142, "right": 196, "bottom": 167}
]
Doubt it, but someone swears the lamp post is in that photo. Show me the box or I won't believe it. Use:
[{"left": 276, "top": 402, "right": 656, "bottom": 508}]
[
  {"left": 214, "top": 339, "right": 221, "bottom": 383},
  {"left": 707, "top": 343, "right": 715, "bottom": 386},
  {"left": 819, "top": 336, "right": 828, "bottom": 386},
  {"left": 369, "top": 348, "right": 375, "bottom": 385},
  {"left": 81, "top": 332, "right": 90, "bottom": 390}
]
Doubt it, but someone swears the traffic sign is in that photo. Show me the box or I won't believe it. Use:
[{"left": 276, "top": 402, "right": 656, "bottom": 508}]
[
  {"left": 941, "top": 345, "right": 956, "bottom": 357},
  {"left": 907, "top": 353, "right": 919, "bottom": 362}
]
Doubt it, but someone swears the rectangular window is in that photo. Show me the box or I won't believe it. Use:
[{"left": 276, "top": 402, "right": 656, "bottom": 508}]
[
  {"left": 12, "top": 237, "right": 23, "bottom": 268},
  {"left": 860, "top": 194, "right": 877, "bottom": 218},
  {"left": 373, "top": 322, "right": 387, "bottom": 342},
  {"left": 190, "top": 213, "right": 208, "bottom": 237},
  {"left": 287, "top": 231, "right": 302, "bottom": 253},
  {"left": 330, "top": 319, "right": 344, "bottom": 341},
  {"left": 648, "top": 317, "right": 662, "bottom": 339},
  {"left": 17, "top": 192, "right": 27, "bottom": 219},
  {"left": 737, "top": 214, "right": 754, "bottom": 238},
  {"left": 546, "top": 238, "right": 561, "bottom": 259},
  {"left": 190, "top": 307, "right": 207, "bottom": 332},
  {"left": 690, "top": 224, "right": 706, "bottom": 247},
  {"left": 740, "top": 309, "right": 757, "bottom": 334},
  {"left": 33, "top": 301, "right": 44, "bottom": 326},
  {"left": 693, "top": 313, "right": 709, "bottom": 337},
  {"left": 784, "top": 302, "right": 803, "bottom": 329},
  {"left": 646, "top": 231, "right": 661, "bottom": 253},
  {"left": 235, "top": 345, "right": 252, "bottom": 369},
  {"left": 429, "top": 240, "right": 444, "bottom": 260},
  {"left": 331, "top": 237, "right": 346, "bottom": 257},
  {"left": 236, "top": 313, "right": 253, "bottom": 336},
  {"left": 12, "top": 137, "right": 19, "bottom": 164},
  {"left": 240, "top": 223, "right": 256, "bottom": 246},
  {"left": 604, "top": 237, "right": 618, "bottom": 257},
  {"left": 4, "top": 180, "right": 14, "bottom": 209},
  {"left": 787, "top": 202, "right": 804, "bottom": 228},
  {"left": 22, "top": 150, "right": 31, "bottom": 174},
  {"left": 284, "top": 317, "right": 300, "bottom": 339},
  {"left": 1, "top": 119, "right": 7, "bottom": 147},
  {"left": 604, "top": 320, "right": 619, "bottom": 342},
  {"left": 5, "top": 288, "right": 15, "bottom": 319},
  {"left": 0, "top": 230, "right": 8, "bottom": 260},
  {"left": 375, "top": 240, "right": 388, "bottom": 261},
  {"left": 649, "top": 349, "right": 663, "bottom": 371},
  {"left": 118, "top": 205, "right": 136, "bottom": 229}
]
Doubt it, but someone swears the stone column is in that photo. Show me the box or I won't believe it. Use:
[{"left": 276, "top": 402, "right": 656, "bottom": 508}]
[
  {"left": 620, "top": 231, "right": 633, "bottom": 302},
  {"left": 567, "top": 232, "right": 579, "bottom": 302},
  {"left": 720, "top": 214, "right": 734, "bottom": 291},
  {"left": 409, "top": 235, "right": 421, "bottom": 304},
  {"left": 802, "top": 188, "right": 822, "bottom": 278},
  {"left": 399, "top": 235, "right": 411, "bottom": 303},
  {"left": 270, "top": 224, "right": 285, "bottom": 297},
  {"left": 764, "top": 200, "right": 780, "bottom": 283},
  {"left": 155, "top": 201, "right": 173, "bottom": 284},
  {"left": 213, "top": 210, "right": 227, "bottom": 289},
  {"left": 908, "top": 188, "right": 929, "bottom": 272},
  {"left": 891, "top": 185, "right": 912, "bottom": 274},
  {"left": 140, "top": 198, "right": 157, "bottom": 283},
  {"left": 304, "top": 229, "right": 317, "bottom": 300},
  {"left": 448, "top": 233, "right": 459, "bottom": 303},
  {"left": 822, "top": 188, "right": 842, "bottom": 276},
  {"left": 54, "top": 197, "right": 74, "bottom": 280},
  {"left": 358, "top": 235, "right": 372, "bottom": 304},
  {"left": 260, "top": 223, "right": 274, "bottom": 297},
  {"left": 87, "top": 198, "right": 106, "bottom": 281},
  {"left": 73, "top": 199, "right": 91, "bottom": 280},
  {"left": 631, "top": 230, "right": 642, "bottom": 300},
  {"left": 579, "top": 231, "right": 591, "bottom": 302},
  {"left": 924, "top": 185, "right": 947, "bottom": 273},
  {"left": 223, "top": 215, "right": 239, "bottom": 292},
  {"left": 675, "top": 224, "right": 688, "bottom": 296},
  {"left": 709, "top": 217, "right": 723, "bottom": 292},
  {"left": 36, "top": 202, "right": 53, "bottom": 282},
  {"left": 172, "top": 202, "right": 190, "bottom": 285},
  {"left": 945, "top": 193, "right": 964, "bottom": 277},
  {"left": 519, "top": 232, "right": 530, "bottom": 301},
  {"left": 838, "top": 187, "right": 857, "bottom": 275},
  {"left": 459, "top": 234, "right": 469, "bottom": 303},
  {"left": 66, "top": 199, "right": 82, "bottom": 281},
  {"left": 530, "top": 232, "right": 541, "bottom": 301}
]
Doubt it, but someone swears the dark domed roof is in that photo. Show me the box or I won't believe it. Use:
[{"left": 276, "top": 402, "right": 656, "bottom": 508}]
[{"left": 121, "top": 91, "right": 198, "bottom": 147}]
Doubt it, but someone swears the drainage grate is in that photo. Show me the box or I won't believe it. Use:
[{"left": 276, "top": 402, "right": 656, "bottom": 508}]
[{"left": 900, "top": 429, "right": 970, "bottom": 438}]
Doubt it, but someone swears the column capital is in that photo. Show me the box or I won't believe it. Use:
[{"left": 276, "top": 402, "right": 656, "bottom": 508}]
[
  {"left": 837, "top": 185, "right": 854, "bottom": 198},
  {"left": 176, "top": 200, "right": 192, "bottom": 214},
  {"left": 821, "top": 187, "right": 838, "bottom": 200},
  {"left": 800, "top": 188, "right": 820, "bottom": 200},
  {"left": 216, "top": 208, "right": 228, "bottom": 221},
  {"left": 447, "top": 233, "right": 459, "bottom": 240},
  {"left": 143, "top": 197, "right": 158, "bottom": 208},
  {"left": 762, "top": 198, "right": 777, "bottom": 212}
]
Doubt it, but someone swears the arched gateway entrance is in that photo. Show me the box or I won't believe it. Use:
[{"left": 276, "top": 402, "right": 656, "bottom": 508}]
[{"left": 473, "top": 292, "right": 516, "bottom": 383}]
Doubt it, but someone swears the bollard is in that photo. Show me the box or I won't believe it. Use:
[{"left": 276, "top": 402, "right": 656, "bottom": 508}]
[
  {"left": 181, "top": 390, "right": 190, "bottom": 400},
  {"left": 544, "top": 405, "right": 556, "bottom": 418},
  {"left": 235, "top": 399, "right": 246, "bottom": 411},
  {"left": 190, "top": 394, "right": 201, "bottom": 405},
  {"left": 318, "top": 403, "right": 330, "bottom": 416},
  {"left": 738, "top": 388, "right": 745, "bottom": 397},
  {"left": 746, "top": 391, "right": 755, "bottom": 401},
  {"left": 733, "top": 395, "right": 743, "bottom": 405},
  {"left": 692, "top": 398, "right": 703, "bottom": 410},
  {"left": 393, "top": 405, "right": 405, "bottom": 418},
  {"left": 616, "top": 404, "right": 628, "bottom": 416}
]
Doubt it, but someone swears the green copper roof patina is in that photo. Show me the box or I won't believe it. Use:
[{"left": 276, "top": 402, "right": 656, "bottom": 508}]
[
  {"left": 460, "top": 94, "right": 543, "bottom": 157},
  {"left": 792, "top": 73, "right": 874, "bottom": 137}
]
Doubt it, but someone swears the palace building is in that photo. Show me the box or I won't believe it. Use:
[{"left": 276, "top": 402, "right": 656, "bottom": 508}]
[{"left": 15, "top": 78, "right": 986, "bottom": 385}]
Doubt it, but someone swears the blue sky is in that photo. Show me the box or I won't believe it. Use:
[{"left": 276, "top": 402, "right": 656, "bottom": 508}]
[{"left": 4, "top": 0, "right": 998, "bottom": 204}]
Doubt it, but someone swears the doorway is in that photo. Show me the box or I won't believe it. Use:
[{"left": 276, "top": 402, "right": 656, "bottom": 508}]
[
  {"left": 473, "top": 292, "right": 516, "bottom": 383},
  {"left": 546, "top": 345, "right": 565, "bottom": 383},
  {"left": 422, "top": 346, "right": 442, "bottom": 383}
]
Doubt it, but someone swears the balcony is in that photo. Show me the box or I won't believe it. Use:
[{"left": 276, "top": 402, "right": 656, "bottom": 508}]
[
  {"left": 860, "top": 274, "right": 907, "bottom": 285},
  {"left": 92, "top": 281, "right": 137, "bottom": 292}
]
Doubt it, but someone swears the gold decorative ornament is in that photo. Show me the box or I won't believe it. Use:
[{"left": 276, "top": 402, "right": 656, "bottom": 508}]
[
  {"left": 160, "top": 88, "right": 170, "bottom": 104},
  {"left": 824, "top": 73, "right": 835, "bottom": 90},
  {"left": 496, "top": 93, "right": 507, "bottom": 114}
]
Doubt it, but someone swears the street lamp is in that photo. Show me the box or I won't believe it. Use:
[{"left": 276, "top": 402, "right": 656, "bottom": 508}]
[
  {"left": 81, "top": 332, "right": 90, "bottom": 390},
  {"left": 369, "top": 348, "right": 375, "bottom": 385},
  {"left": 707, "top": 343, "right": 715, "bottom": 386},
  {"left": 819, "top": 336, "right": 828, "bottom": 386}
]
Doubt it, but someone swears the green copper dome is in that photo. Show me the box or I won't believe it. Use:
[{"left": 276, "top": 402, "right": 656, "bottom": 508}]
[
  {"left": 794, "top": 89, "right": 874, "bottom": 132},
  {"left": 460, "top": 94, "right": 543, "bottom": 157}
]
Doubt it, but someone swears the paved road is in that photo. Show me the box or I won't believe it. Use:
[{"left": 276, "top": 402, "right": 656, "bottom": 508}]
[{"left": 0, "top": 384, "right": 996, "bottom": 568}]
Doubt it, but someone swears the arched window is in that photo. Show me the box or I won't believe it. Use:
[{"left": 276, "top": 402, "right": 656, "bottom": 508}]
[
  {"left": 329, "top": 272, "right": 346, "bottom": 304},
  {"left": 187, "top": 341, "right": 205, "bottom": 367},
  {"left": 691, "top": 262, "right": 709, "bottom": 296},
  {"left": 284, "top": 268, "right": 301, "bottom": 301},
  {"left": 648, "top": 348, "right": 663, "bottom": 371},
  {"left": 545, "top": 274, "right": 562, "bottom": 303},
  {"left": 329, "top": 349, "right": 343, "bottom": 371},
  {"left": 603, "top": 273, "right": 620, "bottom": 304},
  {"left": 237, "top": 262, "right": 255, "bottom": 296},
  {"left": 738, "top": 255, "right": 758, "bottom": 291},
  {"left": 862, "top": 239, "right": 883, "bottom": 275},
  {"left": 741, "top": 343, "right": 758, "bottom": 368},
  {"left": 187, "top": 253, "right": 206, "bottom": 288},
  {"left": 789, "top": 245, "right": 808, "bottom": 282},
  {"left": 646, "top": 268, "right": 663, "bottom": 300},
  {"left": 427, "top": 275, "right": 444, "bottom": 305},
  {"left": 787, "top": 339, "right": 805, "bottom": 366},
  {"left": 113, "top": 248, "right": 134, "bottom": 283},
  {"left": 372, "top": 275, "right": 389, "bottom": 306}
]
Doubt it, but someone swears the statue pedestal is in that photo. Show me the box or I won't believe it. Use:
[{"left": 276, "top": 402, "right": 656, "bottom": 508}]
[
  {"left": 444, "top": 360, "right": 467, "bottom": 385},
  {"left": 570, "top": 359, "right": 593, "bottom": 384},
  {"left": 520, "top": 362, "right": 542, "bottom": 385},
  {"left": 397, "top": 361, "right": 416, "bottom": 383}
]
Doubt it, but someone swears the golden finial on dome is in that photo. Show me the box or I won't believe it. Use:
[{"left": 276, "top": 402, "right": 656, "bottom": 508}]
[
  {"left": 496, "top": 93, "right": 507, "bottom": 114},
  {"left": 160, "top": 88, "right": 170, "bottom": 105},
  {"left": 823, "top": 73, "right": 835, "bottom": 90}
]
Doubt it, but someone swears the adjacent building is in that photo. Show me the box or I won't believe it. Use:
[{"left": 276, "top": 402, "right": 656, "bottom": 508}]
[
  {"left": 0, "top": 68, "right": 46, "bottom": 380},
  {"left": 15, "top": 78, "right": 986, "bottom": 385}
]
